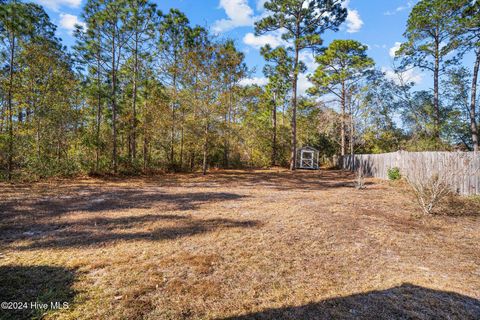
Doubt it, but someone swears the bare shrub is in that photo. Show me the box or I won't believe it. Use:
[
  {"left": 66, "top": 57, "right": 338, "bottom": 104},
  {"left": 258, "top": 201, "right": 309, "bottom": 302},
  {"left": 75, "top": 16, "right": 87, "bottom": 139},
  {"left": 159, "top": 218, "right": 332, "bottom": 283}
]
[
  {"left": 406, "top": 173, "right": 453, "bottom": 215},
  {"left": 403, "top": 153, "right": 476, "bottom": 215},
  {"left": 355, "top": 163, "right": 366, "bottom": 190}
]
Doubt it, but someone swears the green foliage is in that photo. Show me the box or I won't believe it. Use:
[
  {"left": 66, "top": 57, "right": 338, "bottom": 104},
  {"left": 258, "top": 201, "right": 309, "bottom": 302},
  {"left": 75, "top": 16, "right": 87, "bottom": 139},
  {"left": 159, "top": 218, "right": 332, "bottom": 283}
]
[
  {"left": 396, "top": 0, "right": 469, "bottom": 138},
  {"left": 256, "top": 0, "right": 347, "bottom": 52},
  {"left": 309, "top": 40, "right": 375, "bottom": 97},
  {"left": 1, "top": 0, "right": 480, "bottom": 180},
  {"left": 255, "top": 0, "right": 347, "bottom": 168},
  {"left": 387, "top": 167, "right": 401, "bottom": 181},
  {"left": 309, "top": 39, "right": 375, "bottom": 156},
  {"left": 362, "top": 129, "right": 404, "bottom": 154},
  {"left": 397, "top": 0, "right": 466, "bottom": 68}
]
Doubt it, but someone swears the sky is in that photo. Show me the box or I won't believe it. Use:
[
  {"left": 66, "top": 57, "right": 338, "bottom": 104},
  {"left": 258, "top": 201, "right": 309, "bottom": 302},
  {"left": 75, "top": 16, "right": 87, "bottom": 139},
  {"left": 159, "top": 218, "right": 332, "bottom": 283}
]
[{"left": 32, "top": 0, "right": 427, "bottom": 94}]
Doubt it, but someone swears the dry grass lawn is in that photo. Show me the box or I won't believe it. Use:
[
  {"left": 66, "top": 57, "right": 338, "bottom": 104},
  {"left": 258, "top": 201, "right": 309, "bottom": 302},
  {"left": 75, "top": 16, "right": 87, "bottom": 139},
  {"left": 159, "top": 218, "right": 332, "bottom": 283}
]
[{"left": 0, "top": 169, "right": 479, "bottom": 319}]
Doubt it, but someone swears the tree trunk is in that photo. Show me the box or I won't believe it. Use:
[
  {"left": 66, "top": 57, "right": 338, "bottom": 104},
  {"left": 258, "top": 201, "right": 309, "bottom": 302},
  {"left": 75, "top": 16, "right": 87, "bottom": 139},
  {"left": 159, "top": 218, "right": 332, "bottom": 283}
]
[
  {"left": 290, "top": 46, "right": 299, "bottom": 171},
  {"left": 111, "top": 33, "right": 118, "bottom": 173},
  {"left": 180, "top": 112, "right": 184, "bottom": 171},
  {"left": 95, "top": 52, "right": 102, "bottom": 173},
  {"left": 36, "top": 117, "right": 41, "bottom": 161},
  {"left": 190, "top": 151, "right": 195, "bottom": 172},
  {"left": 341, "top": 81, "right": 346, "bottom": 157},
  {"left": 143, "top": 100, "right": 149, "bottom": 171},
  {"left": 179, "top": 101, "right": 187, "bottom": 171},
  {"left": 350, "top": 103, "right": 354, "bottom": 156},
  {"left": 143, "top": 132, "right": 148, "bottom": 172},
  {"left": 223, "top": 112, "right": 229, "bottom": 168},
  {"left": 0, "top": 96, "right": 5, "bottom": 133},
  {"left": 272, "top": 94, "right": 277, "bottom": 166},
  {"left": 433, "top": 36, "right": 440, "bottom": 140},
  {"left": 131, "top": 32, "right": 139, "bottom": 162},
  {"left": 470, "top": 50, "right": 479, "bottom": 152},
  {"left": 6, "top": 33, "right": 15, "bottom": 180},
  {"left": 223, "top": 88, "right": 232, "bottom": 168},
  {"left": 170, "top": 74, "right": 177, "bottom": 169},
  {"left": 202, "top": 121, "right": 209, "bottom": 175}
]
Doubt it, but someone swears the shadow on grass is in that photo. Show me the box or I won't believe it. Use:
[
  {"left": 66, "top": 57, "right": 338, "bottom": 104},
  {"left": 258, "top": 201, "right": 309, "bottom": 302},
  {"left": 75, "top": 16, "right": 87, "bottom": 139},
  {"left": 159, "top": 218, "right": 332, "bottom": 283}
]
[
  {"left": 0, "top": 170, "right": 359, "bottom": 230},
  {"left": 0, "top": 187, "right": 260, "bottom": 250},
  {"left": 0, "top": 190, "right": 245, "bottom": 221},
  {"left": 221, "top": 284, "right": 480, "bottom": 320},
  {"left": 438, "top": 195, "right": 480, "bottom": 217},
  {"left": 14, "top": 216, "right": 260, "bottom": 250},
  {"left": 0, "top": 265, "right": 75, "bottom": 320},
  {"left": 0, "top": 190, "right": 247, "bottom": 234},
  {"left": 171, "top": 170, "right": 358, "bottom": 192}
]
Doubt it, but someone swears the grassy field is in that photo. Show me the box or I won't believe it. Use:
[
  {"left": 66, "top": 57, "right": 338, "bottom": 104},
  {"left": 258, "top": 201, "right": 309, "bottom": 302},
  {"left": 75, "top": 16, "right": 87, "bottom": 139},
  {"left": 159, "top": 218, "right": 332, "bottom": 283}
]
[{"left": 0, "top": 169, "right": 479, "bottom": 319}]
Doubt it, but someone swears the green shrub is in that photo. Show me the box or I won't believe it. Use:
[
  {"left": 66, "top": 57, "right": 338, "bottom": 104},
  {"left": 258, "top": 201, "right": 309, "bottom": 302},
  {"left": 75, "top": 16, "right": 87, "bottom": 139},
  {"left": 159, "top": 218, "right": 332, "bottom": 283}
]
[{"left": 387, "top": 167, "right": 401, "bottom": 181}]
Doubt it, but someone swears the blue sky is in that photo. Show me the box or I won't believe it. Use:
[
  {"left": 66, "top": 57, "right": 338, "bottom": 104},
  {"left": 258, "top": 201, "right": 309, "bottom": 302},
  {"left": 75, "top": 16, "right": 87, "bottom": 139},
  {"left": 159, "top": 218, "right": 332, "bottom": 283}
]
[{"left": 33, "top": 0, "right": 425, "bottom": 93}]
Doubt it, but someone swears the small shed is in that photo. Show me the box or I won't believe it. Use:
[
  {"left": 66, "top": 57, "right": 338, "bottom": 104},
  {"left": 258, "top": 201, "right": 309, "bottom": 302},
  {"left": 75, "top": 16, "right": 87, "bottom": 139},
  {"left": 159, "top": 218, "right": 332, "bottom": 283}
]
[{"left": 296, "top": 146, "right": 319, "bottom": 170}]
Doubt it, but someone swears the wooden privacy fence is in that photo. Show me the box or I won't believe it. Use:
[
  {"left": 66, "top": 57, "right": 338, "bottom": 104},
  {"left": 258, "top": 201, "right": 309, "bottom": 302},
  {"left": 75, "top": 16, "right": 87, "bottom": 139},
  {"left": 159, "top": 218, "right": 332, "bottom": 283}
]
[{"left": 342, "top": 151, "right": 480, "bottom": 196}]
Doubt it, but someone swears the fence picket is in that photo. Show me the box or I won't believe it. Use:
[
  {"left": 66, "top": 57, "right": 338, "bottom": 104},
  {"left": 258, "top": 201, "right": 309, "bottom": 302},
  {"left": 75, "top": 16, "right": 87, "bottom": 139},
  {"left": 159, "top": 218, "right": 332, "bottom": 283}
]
[{"left": 342, "top": 151, "right": 480, "bottom": 196}]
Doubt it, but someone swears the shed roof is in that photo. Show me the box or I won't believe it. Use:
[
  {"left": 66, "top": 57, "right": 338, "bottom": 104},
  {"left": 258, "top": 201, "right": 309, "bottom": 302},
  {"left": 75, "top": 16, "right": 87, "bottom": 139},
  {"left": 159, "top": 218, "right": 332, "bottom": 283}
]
[{"left": 299, "top": 146, "right": 318, "bottom": 152}]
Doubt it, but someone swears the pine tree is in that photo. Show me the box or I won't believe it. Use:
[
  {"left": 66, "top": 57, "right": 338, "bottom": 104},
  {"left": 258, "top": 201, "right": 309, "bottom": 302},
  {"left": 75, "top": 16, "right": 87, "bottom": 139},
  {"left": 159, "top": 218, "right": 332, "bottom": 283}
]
[
  {"left": 261, "top": 45, "right": 294, "bottom": 166},
  {"left": 396, "top": 0, "right": 466, "bottom": 140},
  {"left": 255, "top": 0, "right": 347, "bottom": 170},
  {"left": 309, "top": 40, "right": 374, "bottom": 156},
  {"left": 0, "top": 0, "right": 57, "bottom": 179}
]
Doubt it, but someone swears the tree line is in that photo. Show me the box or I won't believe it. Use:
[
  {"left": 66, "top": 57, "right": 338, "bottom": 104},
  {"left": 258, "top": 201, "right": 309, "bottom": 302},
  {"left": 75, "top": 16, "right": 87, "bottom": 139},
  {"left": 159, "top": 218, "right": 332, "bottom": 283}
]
[{"left": 0, "top": 0, "right": 479, "bottom": 180}]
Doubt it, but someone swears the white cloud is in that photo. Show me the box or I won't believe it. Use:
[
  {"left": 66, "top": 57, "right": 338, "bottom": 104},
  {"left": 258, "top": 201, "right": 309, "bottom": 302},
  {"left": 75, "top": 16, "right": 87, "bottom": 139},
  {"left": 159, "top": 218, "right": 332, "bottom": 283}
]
[
  {"left": 213, "top": 0, "right": 254, "bottom": 33},
  {"left": 382, "top": 66, "right": 423, "bottom": 85},
  {"left": 298, "top": 51, "right": 318, "bottom": 96},
  {"left": 384, "top": 1, "right": 414, "bottom": 16},
  {"left": 59, "top": 13, "right": 86, "bottom": 34},
  {"left": 239, "top": 77, "right": 269, "bottom": 86},
  {"left": 256, "top": 0, "right": 268, "bottom": 11},
  {"left": 34, "top": 0, "right": 82, "bottom": 11},
  {"left": 241, "top": 35, "right": 318, "bottom": 95},
  {"left": 389, "top": 42, "right": 402, "bottom": 58},
  {"left": 299, "top": 51, "right": 317, "bottom": 72},
  {"left": 243, "top": 32, "right": 285, "bottom": 49},
  {"left": 346, "top": 9, "right": 363, "bottom": 33},
  {"left": 341, "top": 0, "right": 363, "bottom": 33},
  {"left": 239, "top": 74, "right": 313, "bottom": 95},
  {"left": 298, "top": 73, "right": 313, "bottom": 96}
]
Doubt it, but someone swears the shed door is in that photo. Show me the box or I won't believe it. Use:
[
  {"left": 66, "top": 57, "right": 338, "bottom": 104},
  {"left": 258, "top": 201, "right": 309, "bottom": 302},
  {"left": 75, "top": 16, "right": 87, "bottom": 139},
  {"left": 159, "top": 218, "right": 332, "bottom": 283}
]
[{"left": 301, "top": 151, "right": 314, "bottom": 168}]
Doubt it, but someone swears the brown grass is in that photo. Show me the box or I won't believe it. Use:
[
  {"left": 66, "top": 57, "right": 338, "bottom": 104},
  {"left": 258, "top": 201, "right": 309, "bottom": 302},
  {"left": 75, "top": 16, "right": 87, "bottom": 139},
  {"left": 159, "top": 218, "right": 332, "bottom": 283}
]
[{"left": 0, "top": 169, "right": 479, "bottom": 319}]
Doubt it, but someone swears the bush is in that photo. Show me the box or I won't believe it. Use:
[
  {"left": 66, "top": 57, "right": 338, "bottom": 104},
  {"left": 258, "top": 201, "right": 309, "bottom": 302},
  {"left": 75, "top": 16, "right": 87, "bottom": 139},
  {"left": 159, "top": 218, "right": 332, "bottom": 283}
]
[
  {"left": 407, "top": 173, "right": 453, "bottom": 215},
  {"left": 355, "top": 168, "right": 365, "bottom": 190},
  {"left": 404, "top": 154, "right": 475, "bottom": 215},
  {"left": 387, "top": 167, "right": 401, "bottom": 181}
]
